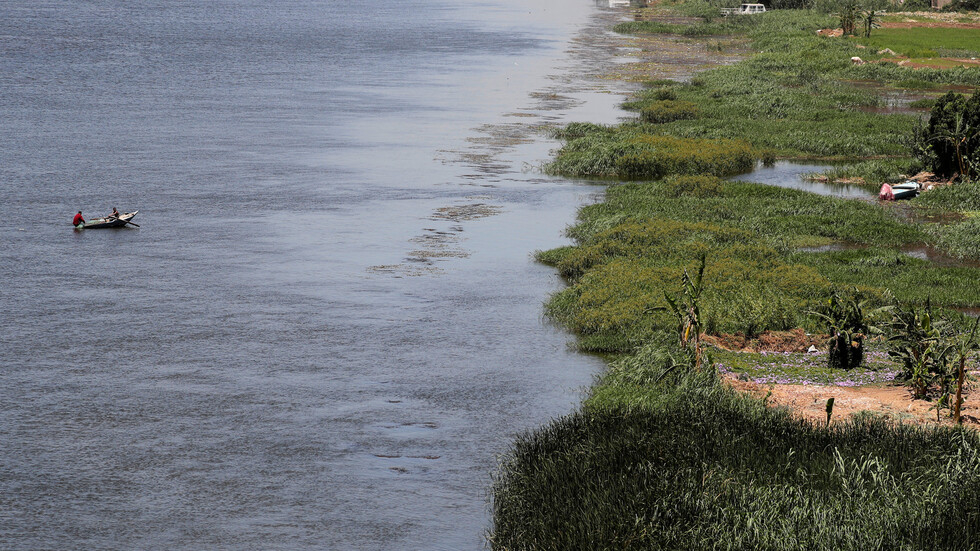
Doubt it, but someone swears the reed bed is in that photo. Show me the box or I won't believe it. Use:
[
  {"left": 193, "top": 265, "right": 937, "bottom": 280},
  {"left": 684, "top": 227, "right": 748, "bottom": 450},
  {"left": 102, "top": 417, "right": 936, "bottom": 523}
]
[{"left": 490, "top": 364, "right": 980, "bottom": 550}]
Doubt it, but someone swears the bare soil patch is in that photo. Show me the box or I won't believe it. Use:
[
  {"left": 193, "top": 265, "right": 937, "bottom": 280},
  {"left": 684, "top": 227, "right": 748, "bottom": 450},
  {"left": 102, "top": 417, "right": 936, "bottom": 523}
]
[
  {"left": 702, "top": 328, "right": 825, "bottom": 353},
  {"left": 726, "top": 372, "right": 980, "bottom": 428}
]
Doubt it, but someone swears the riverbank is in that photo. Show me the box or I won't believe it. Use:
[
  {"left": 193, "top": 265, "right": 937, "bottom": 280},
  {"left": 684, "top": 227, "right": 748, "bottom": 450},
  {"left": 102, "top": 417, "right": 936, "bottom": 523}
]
[{"left": 490, "top": 3, "right": 980, "bottom": 548}]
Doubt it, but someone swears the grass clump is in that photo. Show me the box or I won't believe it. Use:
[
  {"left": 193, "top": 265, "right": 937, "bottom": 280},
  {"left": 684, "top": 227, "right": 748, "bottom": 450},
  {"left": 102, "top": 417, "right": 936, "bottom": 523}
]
[
  {"left": 893, "top": 79, "right": 943, "bottom": 90},
  {"left": 545, "top": 130, "right": 755, "bottom": 180},
  {"left": 714, "top": 347, "right": 900, "bottom": 386},
  {"left": 566, "top": 177, "right": 922, "bottom": 251},
  {"left": 909, "top": 98, "right": 937, "bottom": 109},
  {"left": 639, "top": 100, "right": 699, "bottom": 123},
  {"left": 539, "top": 174, "right": 980, "bottom": 352},
  {"left": 813, "top": 158, "right": 923, "bottom": 186},
  {"left": 788, "top": 248, "right": 980, "bottom": 306}
]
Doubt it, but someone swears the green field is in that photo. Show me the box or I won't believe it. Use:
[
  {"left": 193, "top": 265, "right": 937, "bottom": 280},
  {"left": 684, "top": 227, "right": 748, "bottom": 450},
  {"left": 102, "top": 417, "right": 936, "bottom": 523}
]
[{"left": 854, "top": 27, "right": 980, "bottom": 59}]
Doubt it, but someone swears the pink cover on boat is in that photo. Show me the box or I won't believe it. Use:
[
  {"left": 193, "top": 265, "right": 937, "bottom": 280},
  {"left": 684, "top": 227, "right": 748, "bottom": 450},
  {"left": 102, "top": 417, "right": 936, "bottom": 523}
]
[{"left": 879, "top": 183, "right": 894, "bottom": 201}]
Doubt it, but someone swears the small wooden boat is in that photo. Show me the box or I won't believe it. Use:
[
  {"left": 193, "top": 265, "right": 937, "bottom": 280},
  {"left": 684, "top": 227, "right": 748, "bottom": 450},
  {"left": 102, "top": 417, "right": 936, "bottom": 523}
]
[{"left": 75, "top": 210, "right": 139, "bottom": 229}]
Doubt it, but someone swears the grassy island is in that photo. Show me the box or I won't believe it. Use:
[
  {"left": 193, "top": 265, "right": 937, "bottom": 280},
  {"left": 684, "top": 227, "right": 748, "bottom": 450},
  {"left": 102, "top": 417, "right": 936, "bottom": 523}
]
[{"left": 491, "top": 3, "right": 980, "bottom": 549}]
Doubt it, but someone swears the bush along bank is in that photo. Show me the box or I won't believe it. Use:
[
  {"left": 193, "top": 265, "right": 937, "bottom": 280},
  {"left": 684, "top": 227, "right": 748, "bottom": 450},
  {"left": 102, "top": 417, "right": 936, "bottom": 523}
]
[{"left": 491, "top": 6, "right": 980, "bottom": 550}]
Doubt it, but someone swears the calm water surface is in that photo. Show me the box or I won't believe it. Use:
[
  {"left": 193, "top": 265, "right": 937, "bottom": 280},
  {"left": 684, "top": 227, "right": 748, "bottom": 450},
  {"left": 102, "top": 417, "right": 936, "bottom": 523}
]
[
  {"left": 733, "top": 161, "right": 875, "bottom": 199},
  {"left": 0, "top": 1, "right": 632, "bottom": 549}
]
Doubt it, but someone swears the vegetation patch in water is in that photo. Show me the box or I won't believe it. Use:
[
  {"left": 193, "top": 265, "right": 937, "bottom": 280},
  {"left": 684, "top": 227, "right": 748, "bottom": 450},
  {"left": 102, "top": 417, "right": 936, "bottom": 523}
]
[
  {"left": 534, "top": 176, "right": 980, "bottom": 353},
  {"left": 928, "top": 217, "right": 980, "bottom": 260},
  {"left": 545, "top": 131, "right": 755, "bottom": 180}
]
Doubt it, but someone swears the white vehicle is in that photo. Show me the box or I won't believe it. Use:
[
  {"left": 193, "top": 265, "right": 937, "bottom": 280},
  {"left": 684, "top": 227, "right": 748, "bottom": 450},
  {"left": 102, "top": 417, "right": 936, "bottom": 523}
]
[{"left": 720, "top": 3, "right": 767, "bottom": 15}]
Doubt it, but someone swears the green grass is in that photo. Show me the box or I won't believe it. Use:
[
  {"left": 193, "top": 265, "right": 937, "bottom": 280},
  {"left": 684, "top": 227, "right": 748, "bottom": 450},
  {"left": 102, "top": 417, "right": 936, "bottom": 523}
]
[
  {"left": 913, "top": 181, "right": 980, "bottom": 261},
  {"left": 787, "top": 248, "right": 980, "bottom": 306},
  {"left": 853, "top": 28, "right": 980, "bottom": 59},
  {"left": 566, "top": 177, "right": 922, "bottom": 251},
  {"left": 639, "top": 99, "right": 699, "bottom": 123},
  {"left": 928, "top": 217, "right": 980, "bottom": 260},
  {"left": 539, "top": 176, "right": 980, "bottom": 353},
  {"left": 549, "top": 11, "right": 980, "bottom": 184},
  {"left": 909, "top": 97, "right": 938, "bottom": 109},
  {"left": 915, "top": 180, "right": 980, "bottom": 211}
]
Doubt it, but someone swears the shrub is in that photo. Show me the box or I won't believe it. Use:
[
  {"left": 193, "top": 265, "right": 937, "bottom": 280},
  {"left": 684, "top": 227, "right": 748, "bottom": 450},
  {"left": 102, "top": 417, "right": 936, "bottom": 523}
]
[
  {"left": 947, "top": 0, "right": 980, "bottom": 11},
  {"left": 885, "top": 302, "right": 955, "bottom": 400},
  {"left": 914, "top": 91, "right": 980, "bottom": 179},
  {"left": 810, "top": 289, "right": 879, "bottom": 370},
  {"left": 900, "top": 0, "right": 932, "bottom": 9}
]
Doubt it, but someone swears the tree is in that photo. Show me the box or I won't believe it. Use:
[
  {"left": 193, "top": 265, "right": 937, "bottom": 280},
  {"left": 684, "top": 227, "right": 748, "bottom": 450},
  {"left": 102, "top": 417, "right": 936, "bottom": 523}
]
[
  {"left": 915, "top": 91, "right": 980, "bottom": 180},
  {"left": 836, "top": 0, "right": 860, "bottom": 36},
  {"left": 861, "top": 8, "right": 881, "bottom": 38}
]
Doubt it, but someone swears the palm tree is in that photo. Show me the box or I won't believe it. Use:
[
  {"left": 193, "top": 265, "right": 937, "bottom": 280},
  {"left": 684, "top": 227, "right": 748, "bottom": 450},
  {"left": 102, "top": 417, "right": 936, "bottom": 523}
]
[
  {"left": 836, "top": 0, "right": 859, "bottom": 36},
  {"left": 862, "top": 9, "right": 881, "bottom": 38}
]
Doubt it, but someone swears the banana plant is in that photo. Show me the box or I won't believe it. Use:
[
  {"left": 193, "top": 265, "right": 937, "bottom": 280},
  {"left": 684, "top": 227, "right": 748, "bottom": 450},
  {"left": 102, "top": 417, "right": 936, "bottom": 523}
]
[
  {"left": 885, "top": 301, "right": 956, "bottom": 401},
  {"left": 861, "top": 9, "right": 881, "bottom": 38},
  {"left": 953, "top": 316, "right": 980, "bottom": 424},
  {"left": 809, "top": 289, "right": 887, "bottom": 370},
  {"left": 657, "top": 254, "right": 709, "bottom": 371},
  {"left": 836, "top": 0, "right": 859, "bottom": 36}
]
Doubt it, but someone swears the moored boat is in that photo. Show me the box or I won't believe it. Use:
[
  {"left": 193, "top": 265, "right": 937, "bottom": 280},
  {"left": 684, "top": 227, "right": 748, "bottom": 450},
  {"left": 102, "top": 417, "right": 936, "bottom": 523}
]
[
  {"left": 891, "top": 182, "right": 920, "bottom": 200},
  {"left": 879, "top": 182, "right": 919, "bottom": 201},
  {"left": 75, "top": 210, "right": 139, "bottom": 229}
]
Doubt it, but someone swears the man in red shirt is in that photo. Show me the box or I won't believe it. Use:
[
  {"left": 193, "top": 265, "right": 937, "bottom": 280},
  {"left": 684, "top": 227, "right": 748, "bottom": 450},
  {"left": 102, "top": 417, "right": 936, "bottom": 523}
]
[{"left": 72, "top": 211, "right": 85, "bottom": 226}]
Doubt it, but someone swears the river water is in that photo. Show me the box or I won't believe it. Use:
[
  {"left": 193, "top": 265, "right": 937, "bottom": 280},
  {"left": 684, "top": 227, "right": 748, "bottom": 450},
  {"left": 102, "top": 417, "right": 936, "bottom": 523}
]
[{"left": 0, "top": 1, "right": 633, "bottom": 549}]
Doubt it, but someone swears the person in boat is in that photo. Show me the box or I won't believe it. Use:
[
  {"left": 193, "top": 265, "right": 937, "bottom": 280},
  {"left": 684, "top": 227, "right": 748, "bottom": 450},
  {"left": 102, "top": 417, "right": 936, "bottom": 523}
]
[
  {"left": 108, "top": 207, "right": 120, "bottom": 219},
  {"left": 72, "top": 211, "right": 85, "bottom": 226}
]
